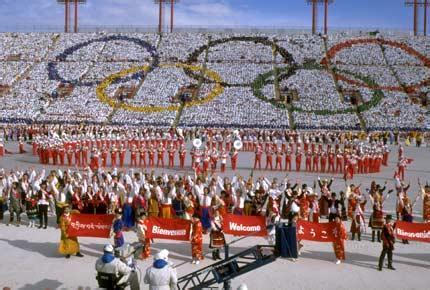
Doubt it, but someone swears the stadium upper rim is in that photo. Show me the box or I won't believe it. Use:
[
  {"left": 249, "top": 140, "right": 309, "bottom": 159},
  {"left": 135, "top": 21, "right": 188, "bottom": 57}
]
[{"left": 0, "top": 25, "right": 418, "bottom": 35}]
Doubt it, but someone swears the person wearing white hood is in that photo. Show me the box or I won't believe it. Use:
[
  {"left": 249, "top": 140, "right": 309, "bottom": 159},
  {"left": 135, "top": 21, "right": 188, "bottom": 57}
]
[{"left": 144, "top": 249, "right": 178, "bottom": 290}]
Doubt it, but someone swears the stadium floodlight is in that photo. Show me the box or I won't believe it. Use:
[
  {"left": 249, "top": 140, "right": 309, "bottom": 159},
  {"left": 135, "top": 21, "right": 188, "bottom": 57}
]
[
  {"left": 154, "top": 1, "right": 180, "bottom": 34},
  {"left": 306, "top": 0, "right": 334, "bottom": 35},
  {"left": 57, "top": 0, "right": 87, "bottom": 33},
  {"left": 405, "top": 0, "right": 430, "bottom": 36}
]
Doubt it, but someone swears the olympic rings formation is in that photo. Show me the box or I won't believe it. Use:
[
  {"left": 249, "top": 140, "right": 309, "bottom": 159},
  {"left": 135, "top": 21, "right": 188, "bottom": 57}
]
[
  {"left": 96, "top": 63, "right": 224, "bottom": 113},
  {"left": 47, "top": 35, "right": 159, "bottom": 87}
]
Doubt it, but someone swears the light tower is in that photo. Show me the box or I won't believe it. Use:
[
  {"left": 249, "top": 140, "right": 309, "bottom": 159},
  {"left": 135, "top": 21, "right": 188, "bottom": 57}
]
[
  {"left": 154, "top": 0, "right": 180, "bottom": 34},
  {"left": 405, "top": 0, "right": 430, "bottom": 36},
  {"left": 306, "top": 0, "right": 334, "bottom": 35},
  {"left": 57, "top": 0, "right": 86, "bottom": 33}
]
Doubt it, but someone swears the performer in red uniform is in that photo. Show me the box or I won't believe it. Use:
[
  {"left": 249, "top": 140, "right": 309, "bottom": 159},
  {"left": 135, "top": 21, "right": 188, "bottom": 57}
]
[
  {"left": 66, "top": 145, "right": 73, "bottom": 166},
  {"left": 32, "top": 140, "right": 38, "bottom": 156},
  {"left": 110, "top": 145, "right": 118, "bottom": 167},
  {"left": 90, "top": 148, "right": 100, "bottom": 171},
  {"left": 265, "top": 147, "right": 273, "bottom": 171},
  {"left": 101, "top": 147, "right": 108, "bottom": 168},
  {"left": 312, "top": 150, "right": 319, "bottom": 172},
  {"left": 230, "top": 149, "right": 238, "bottom": 171},
  {"left": 211, "top": 149, "right": 219, "bottom": 172},
  {"left": 81, "top": 145, "right": 88, "bottom": 167},
  {"left": 130, "top": 144, "right": 138, "bottom": 167},
  {"left": 139, "top": 145, "right": 147, "bottom": 167},
  {"left": 220, "top": 149, "right": 227, "bottom": 173},
  {"left": 58, "top": 146, "right": 65, "bottom": 166},
  {"left": 119, "top": 145, "right": 126, "bottom": 168},
  {"left": 336, "top": 150, "right": 343, "bottom": 173},
  {"left": 148, "top": 145, "right": 155, "bottom": 167},
  {"left": 18, "top": 137, "right": 25, "bottom": 154},
  {"left": 52, "top": 147, "right": 58, "bottom": 165},
  {"left": 74, "top": 145, "right": 81, "bottom": 167},
  {"left": 320, "top": 150, "right": 327, "bottom": 173},
  {"left": 179, "top": 145, "right": 186, "bottom": 169},
  {"left": 168, "top": 144, "right": 176, "bottom": 168},
  {"left": 295, "top": 149, "right": 302, "bottom": 172},
  {"left": 275, "top": 147, "right": 283, "bottom": 171},
  {"left": 305, "top": 150, "right": 312, "bottom": 172},
  {"left": 328, "top": 149, "right": 335, "bottom": 173},
  {"left": 254, "top": 145, "right": 263, "bottom": 170},
  {"left": 156, "top": 145, "right": 165, "bottom": 168},
  {"left": 284, "top": 148, "right": 292, "bottom": 171}
]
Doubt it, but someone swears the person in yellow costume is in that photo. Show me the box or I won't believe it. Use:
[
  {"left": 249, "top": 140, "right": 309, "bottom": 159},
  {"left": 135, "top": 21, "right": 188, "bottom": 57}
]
[{"left": 58, "top": 207, "right": 84, "bottom": 259}]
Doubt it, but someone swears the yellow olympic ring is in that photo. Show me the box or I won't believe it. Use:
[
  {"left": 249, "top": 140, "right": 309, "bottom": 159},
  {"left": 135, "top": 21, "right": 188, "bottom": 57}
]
[{"left": 96, "top": 63, "right": 224, "bottom": 113}]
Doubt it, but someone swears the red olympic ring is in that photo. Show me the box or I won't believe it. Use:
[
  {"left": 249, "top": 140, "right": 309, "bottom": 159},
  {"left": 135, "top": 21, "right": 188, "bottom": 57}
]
[{"left": 321, "top": 38, "right": 430, "bottom": 93}]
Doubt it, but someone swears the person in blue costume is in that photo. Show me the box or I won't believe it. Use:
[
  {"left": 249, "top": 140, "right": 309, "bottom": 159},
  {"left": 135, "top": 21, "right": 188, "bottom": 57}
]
[
  {"left": 122, "top": 194, "right": 135, "bottom": 229},
  {"left": 112, "top": 208, "right": 125, "bottom": 248}
]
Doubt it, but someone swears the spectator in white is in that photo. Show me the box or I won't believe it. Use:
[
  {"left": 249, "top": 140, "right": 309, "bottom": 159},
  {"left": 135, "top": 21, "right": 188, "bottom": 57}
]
[{"left": 144, "top": 249, "right": 178, "bottom": 290}]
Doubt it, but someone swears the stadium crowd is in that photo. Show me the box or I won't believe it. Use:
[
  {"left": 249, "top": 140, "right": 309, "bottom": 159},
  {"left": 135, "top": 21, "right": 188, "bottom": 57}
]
[{"left": 0, "top": 32, "right": 428, "bottom": 130}]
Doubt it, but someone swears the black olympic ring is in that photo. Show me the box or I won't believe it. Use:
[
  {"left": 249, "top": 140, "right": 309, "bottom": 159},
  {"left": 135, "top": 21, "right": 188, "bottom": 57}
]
[{"left": 185, "top": 36, "right": 295, "bottom": 87}]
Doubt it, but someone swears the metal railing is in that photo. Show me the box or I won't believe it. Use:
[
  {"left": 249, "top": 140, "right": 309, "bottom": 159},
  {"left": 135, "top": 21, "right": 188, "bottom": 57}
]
[{"left": 0, "top": 24, "right": 415, "bottom": 36}]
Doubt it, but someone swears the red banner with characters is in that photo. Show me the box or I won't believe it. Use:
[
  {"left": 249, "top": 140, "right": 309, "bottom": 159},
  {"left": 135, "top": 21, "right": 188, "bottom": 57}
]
[
  {"left": 67, "top": 214, "right": 114, "bottom": 238},
  {"left": 146, "top": 217, "right": 192, "bottom": 241},
  {"left": 395, "top": 221, "right": 430, "bottom": 243},
  {"left": 297, "top": 221, "right": 338, "bottom": 242},
  {"left": 223, "top": 214, "right": 267, "bottom": 237}
]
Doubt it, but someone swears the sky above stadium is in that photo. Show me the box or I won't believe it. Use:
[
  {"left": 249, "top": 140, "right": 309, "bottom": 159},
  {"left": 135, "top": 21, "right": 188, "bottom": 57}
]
[{"left": 0, "top": 0, "right": 425, "bottom": 31}]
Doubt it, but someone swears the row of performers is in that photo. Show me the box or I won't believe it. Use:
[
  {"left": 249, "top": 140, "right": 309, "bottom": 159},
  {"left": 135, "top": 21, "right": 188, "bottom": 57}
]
[
  {"left": 33, "top": 145, "right": 388, "bottom": 178},
  {"left": 66, "top": 179, "right": 430, "bottom": 241}
]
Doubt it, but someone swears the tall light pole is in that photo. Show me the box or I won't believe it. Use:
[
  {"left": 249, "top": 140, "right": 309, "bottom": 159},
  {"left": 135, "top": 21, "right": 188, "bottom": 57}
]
[
  {"left": 306, "top": 0, "right": 334, "bottom": 35},
  {"left": 154, "top": 1, "right": 180, "bottom": 34},
  {"left": 57, "top": 0, "right": 86, "bottom": 33},
  {"left": 405, "top": 0, "right": 430, "bottom": 36}
]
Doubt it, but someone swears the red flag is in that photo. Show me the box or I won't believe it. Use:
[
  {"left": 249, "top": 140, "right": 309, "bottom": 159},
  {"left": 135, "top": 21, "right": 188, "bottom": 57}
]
[
  {"left": 67, "top": 214, "right": 114, "bottom": 238},
  {"left": 297, "top": 220, "right": 337, "bottom": 242},
  {"left": 223, "top": 214, "right": 267, "bottom": 237},
  {"left": 395, "top": 221, "right": 430, "bottom": 243},
  {"left": 146, "top": 217, "right": 191, "bottom": 241}
]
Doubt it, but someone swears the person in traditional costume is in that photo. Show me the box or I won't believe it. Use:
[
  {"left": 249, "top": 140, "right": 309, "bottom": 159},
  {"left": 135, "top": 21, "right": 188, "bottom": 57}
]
[
  {"left": 25, "top": 189, "right": 39, "bottom": 227},
  {"left": 122, "top": 192, "right": 135, "bottom": 230},
  {"left": 347, "top": 184, "right": 366, "bottom": 241},
  {"left": 419, "top": 180, "right": 430, "bottom": 222},
  {"left": 318, "top": 177, "right": 333, "bottom": 218},
  {"left": 191, "top": 214, "right": 204, "bottom": 264},
  {"left": 136, "top": 213, "right": 151, "bottom": 260},
  {"left": 369, "top": 184, "right": 392, "bottom": 242},
  {"left": 112, "top": 208, "right": 125, "bottom": 248},
  {"left": 399, "top": 195, "right": 414, "bottom": 244},
  {"left": 58, "top": 207, "right": 84, "bottom": 258},
  {"left": 210, "top": 210, "right": 225, "bottom": 260},
  {"left": 333, "top": 215, "right": 347, "bottom": 264},
  {"left": 327, "top": 192, "right": 341, "bottom": 222},
  {"left": 184, "top": 192, "right": 196, "bottom": 220},
  {"left": 195, "top": 182, "right": 212, "bottom": 234},
  {"left": 7, "top": 181, "right": 23, "bottom": 227},
  {"left": 147, "top": 188, "right": 160, "bottom": 218}
]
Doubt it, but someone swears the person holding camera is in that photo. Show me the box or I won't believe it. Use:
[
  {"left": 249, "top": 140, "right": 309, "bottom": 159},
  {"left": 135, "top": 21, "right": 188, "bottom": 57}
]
[{"left": 95, "top": 244, "right": 140, "bottom": 290}]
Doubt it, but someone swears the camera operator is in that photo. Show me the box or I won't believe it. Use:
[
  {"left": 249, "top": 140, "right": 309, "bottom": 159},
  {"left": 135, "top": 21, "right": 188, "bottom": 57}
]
[{"left": 95, "top": 244, "right": 140, "bottom": 290}]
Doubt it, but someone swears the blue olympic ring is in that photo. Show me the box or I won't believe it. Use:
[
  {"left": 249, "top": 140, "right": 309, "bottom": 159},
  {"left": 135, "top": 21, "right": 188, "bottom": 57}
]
[{"left": 47, "top": 35, "right": 159, "bottom": 87}]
